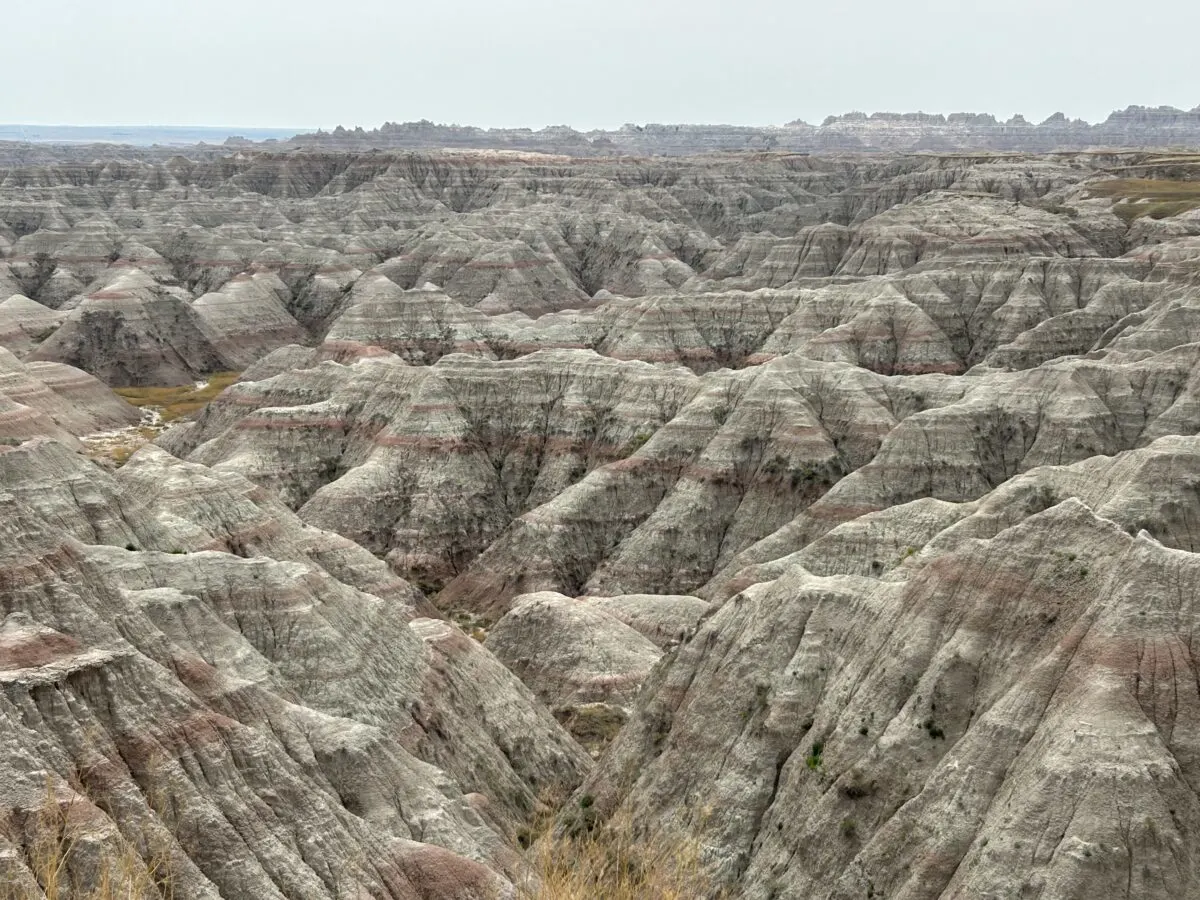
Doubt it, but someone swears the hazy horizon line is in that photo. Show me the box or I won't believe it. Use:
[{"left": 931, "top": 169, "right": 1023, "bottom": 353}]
[{"left": 4, "top": 103, "right": 1198, "bottom": 139}]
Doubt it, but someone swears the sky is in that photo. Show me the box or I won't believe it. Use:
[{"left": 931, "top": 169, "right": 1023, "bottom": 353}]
[{"left": 6, "top": 0, "right": 1199, "bottom": 131}]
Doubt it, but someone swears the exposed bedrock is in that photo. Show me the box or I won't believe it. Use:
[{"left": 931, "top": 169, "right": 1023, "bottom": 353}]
[
  {"left": 0, "top": 438, "right": 590, "bottom": 897},
  {"left": 483, "top": 591, "right": 664, "bottom": 754}
]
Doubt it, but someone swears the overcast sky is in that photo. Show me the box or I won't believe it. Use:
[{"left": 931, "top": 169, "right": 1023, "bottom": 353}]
[{"left": 7, "top": 0, "right": 1198, "bottom": 130}]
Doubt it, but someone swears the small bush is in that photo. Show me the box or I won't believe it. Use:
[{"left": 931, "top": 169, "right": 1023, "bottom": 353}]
[
  {"left": 626, "top": 432, "right": 653, "bottom": 452},
  {"left": 839, "top": 777, "right": 874, "bottom": 800},
  {"left": 805, "top": 741, "right": 824, "bottom": 770},
  {"left": 839, "top": 818, "right": 857, "bottom": 839}
]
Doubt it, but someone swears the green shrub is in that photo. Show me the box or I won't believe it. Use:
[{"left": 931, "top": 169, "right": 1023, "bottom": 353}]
[{"left": 805, "top": 741, "right": 824, "bottom": 770}]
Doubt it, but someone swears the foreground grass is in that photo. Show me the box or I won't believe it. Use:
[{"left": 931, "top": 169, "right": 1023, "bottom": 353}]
[
  {"left": 518, "top": 802, "right": 726, "bottom": 900},
  {"left": 114, "top": 372, "right": 241, "bottom": 423},
  {"left": 1088, "top": 177, "right": 1200, "bottom": 222},
  {"left": 1, "top": 782, "right": 173, "bottom": 899}
]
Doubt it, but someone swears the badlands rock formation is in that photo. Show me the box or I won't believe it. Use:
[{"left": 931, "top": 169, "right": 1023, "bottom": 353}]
[
  {"left": 3, "top": 141, "right": 1200, "bottom": 898},
  {"left": 289, "top": 106, "right": 1200, "bottom": 155},
  {"left": 0, "top": 439, "right": 589, "bottom": 897}
]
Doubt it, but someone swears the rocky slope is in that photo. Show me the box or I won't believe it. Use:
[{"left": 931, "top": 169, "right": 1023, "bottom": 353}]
[
  {"left": 0, "top": 438, "right": 590, "bottom": 897},
  {"left": 0, "top": 346, "right": 141, "bottom": 447},
  {"left": 573, "top": 443, "right": 1200, "bottom": 899}
]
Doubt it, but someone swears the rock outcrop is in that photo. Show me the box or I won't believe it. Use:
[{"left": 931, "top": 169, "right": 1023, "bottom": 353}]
[
  {"left": 0, "top": 346, "right": 140, "bottom": 446},
  {"left": 484, "top": 592, "right": 663, "bottom": 754},
  {"left": 572, "top": 445, "right": 1200, "bottom": 898}
]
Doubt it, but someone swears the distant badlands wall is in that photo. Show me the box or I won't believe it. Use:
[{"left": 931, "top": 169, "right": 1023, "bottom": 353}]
[{"left": 286, "top": 105, "right": 1200, "bottom": 155}]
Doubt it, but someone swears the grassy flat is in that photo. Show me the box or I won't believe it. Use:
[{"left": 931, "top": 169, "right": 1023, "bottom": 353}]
[
  {"left": 1088, "top": 177, "right": 1200, "bottom": 222},
  {"left": 114, "top": 372, "right": 241, "bottom": 422}
]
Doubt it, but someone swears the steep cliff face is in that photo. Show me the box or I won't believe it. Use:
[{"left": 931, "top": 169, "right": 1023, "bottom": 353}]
[{"left": 164, "top": 326, "right": 1200, "bottom": 624}]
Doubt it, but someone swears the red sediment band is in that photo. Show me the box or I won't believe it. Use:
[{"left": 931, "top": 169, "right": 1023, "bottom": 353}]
[
  {"left": 0, "top": 544, "right": 81, "bottom": 590},
  {"left": 237, "top": 415, "right": 351, "bottom": 431},
  {"left": 317, "top": 340, "right": 396, "bottom": 359},
  {"left": 8, "top": 254, "right": 359, "bottom": 276},
  {"left": 0, "top": 630, "right": 84, "bottom": 669},
  {"left": 118, "top": 708, "right": 242, "bottom": 768},
  {"left": 86, "top": 290, "right": 136, "bottom": 300},
  {"left": 194, "top": 518, "right": 285, "bottom": 552},
  {"left": 464, "top": 258, "right": 551, "bottom": 270},
  {"left": 417, "top": 624, "right": 476, "bottom": 655},
  {"left": 807, "top": 502, "right": 885, "bottom": 523}
]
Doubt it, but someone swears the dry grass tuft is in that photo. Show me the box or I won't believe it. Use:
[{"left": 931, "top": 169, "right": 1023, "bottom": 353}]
[
  {"left": 517, "top": 800, "right": 726, "bottom": 900},
  {"left": 1, "top": 781, "right": 173, "bottom": 899},
  {"left": 1088, "top": 177, "right": 1200, "bottom": 222},
  {"left": 114, "top": 372, "right": 241, "bottom": 423}
]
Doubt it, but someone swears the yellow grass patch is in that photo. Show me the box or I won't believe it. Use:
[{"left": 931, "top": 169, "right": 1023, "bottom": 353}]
[
  {"left": 83, "top": 372, "right": 241, "bottom": 468},
  {"left": 1088, "top": 177, "right": 1200, "bottom": 222},
  {"left": 518, "top": 799, "right": 727, "bottom": 900},
  {"left": 114, "top": 372, "right": 241, "bottom": 423}
]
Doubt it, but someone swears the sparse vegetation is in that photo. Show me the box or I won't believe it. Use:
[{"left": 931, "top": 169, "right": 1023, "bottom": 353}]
[
  {"left": 805, "top": 740, "right": 824, "bottom": 770},
  {"left": 1, "top": 780, "right": 174, "bottom": 900},
  {"left": 479, "top": 327, "right": 526, "bottom": 361},
  {"left": 83, "top": 374, "right": 240, "bottom": 468},
  {"left": 839, "top": 775, "right": 874, "bottom": 800},
  {"left": 13, "top": 251, "right": 58, "bottom": 301},
  {"left": 161, "top": 230, "right": 209, "bottom": 293},
  {"left": 519, "top": 809, "right": 727, "bottom": 900},
  {"left": 558, "top": 704, "right": 627, "bottom": 756},
  {"left": 80, "top": 423, "right": 161, "bottom": 468},
  {"left": 626, "top": 431, "right": 653, "bottom": 452},
  {"left": 114, "top": 372, "right": 242, "bottom": 423}
]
